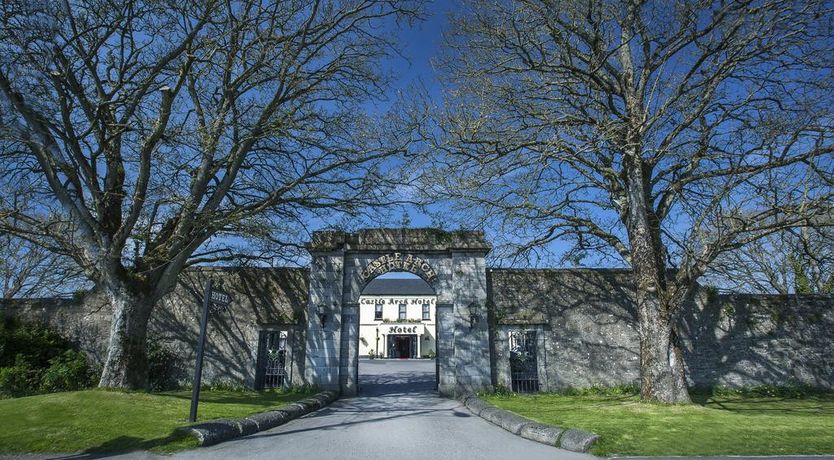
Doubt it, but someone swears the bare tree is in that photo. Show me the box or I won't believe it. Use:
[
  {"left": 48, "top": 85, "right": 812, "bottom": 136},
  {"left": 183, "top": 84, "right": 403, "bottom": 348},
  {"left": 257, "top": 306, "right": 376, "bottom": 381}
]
[
  {"left": 0, "top": 0, "right": 422, "bottom": 388},
  {"left": 0, "top": 235, "right": 88, "bottom": 299},
  {"left": 429, "top": 0, "right": 834, "bottom": 402},
  {"left": 708, "top": 226, "right": 834, "bottom": 294},
  {"left": 0, "top": 185, "right": 88, "bottom": 299}
]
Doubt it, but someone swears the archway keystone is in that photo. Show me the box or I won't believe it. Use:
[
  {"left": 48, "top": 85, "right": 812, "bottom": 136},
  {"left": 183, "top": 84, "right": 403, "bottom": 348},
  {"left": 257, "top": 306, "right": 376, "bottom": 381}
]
[{"left": 303, "top": 228, "right": 493, "bottom": 396}]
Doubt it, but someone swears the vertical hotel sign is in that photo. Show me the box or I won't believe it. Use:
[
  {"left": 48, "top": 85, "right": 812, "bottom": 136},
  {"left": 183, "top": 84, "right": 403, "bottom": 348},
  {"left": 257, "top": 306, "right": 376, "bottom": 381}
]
[{"left": 360, "top": 253, "right": 438, "bottom": 284}]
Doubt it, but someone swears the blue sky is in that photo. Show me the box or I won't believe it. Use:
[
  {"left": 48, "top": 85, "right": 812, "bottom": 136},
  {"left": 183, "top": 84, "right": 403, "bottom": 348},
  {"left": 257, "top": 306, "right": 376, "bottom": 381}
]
[{"left": 347, "top": 2, "right": 456, "bottom": 230}]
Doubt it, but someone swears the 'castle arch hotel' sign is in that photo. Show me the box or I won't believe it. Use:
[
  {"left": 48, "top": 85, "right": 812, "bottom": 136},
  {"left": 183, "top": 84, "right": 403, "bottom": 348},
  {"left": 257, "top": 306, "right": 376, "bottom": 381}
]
[{"left": 359, "top": 253, "right": 438, "bottom": 284}]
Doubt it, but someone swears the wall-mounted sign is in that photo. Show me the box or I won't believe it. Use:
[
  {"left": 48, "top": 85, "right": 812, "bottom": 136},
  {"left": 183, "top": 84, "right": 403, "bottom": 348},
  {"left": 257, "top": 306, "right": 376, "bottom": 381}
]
[
  {"left": 360, "top": 253, "right": 438, "bottom": 284},
  {"left": 387, "top": 325, "right": 422, "bottom": 334},
  {"left": 360, "top": 297, "right": 437, "bottom": 305}
]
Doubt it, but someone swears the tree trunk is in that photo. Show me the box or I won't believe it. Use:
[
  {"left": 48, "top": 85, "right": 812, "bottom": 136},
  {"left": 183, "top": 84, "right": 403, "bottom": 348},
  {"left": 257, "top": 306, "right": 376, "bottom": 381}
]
[
  {"left": 623, "top": 154, "right": 691, "bottom": 403},
  {"left": 98, "top": 285, "right": 155, "bottom": 389},
  {"left": 635, "top": 292, "right": 690, "bottom": 402}
]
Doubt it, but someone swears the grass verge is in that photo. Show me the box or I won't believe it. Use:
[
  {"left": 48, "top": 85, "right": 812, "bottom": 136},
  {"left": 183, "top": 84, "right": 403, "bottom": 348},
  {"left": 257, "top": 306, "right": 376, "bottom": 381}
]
[
  {"left": 484, "top": 391, "right": 834, "bottom": 456},
  {"left": 0, "top": 388, "right": 314, "bottom": 455}
]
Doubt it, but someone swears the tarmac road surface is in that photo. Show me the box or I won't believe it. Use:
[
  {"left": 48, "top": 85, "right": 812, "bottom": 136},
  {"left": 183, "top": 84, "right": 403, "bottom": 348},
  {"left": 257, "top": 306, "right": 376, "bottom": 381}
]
[{"left": 167, "top": 359, "right": 595, "bottom": 460}]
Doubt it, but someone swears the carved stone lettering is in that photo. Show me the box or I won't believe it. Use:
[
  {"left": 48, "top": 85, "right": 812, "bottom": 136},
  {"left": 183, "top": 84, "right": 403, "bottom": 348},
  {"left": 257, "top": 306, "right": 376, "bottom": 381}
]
[{"left": 360, "top": 252, "right": 438, "bottom": 284}]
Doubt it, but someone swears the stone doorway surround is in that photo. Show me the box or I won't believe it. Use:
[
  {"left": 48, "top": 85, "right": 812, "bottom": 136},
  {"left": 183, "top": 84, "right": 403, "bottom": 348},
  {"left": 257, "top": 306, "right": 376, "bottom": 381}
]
[{"left": 303, "top": 228, "right": 494, "bottom": 396}]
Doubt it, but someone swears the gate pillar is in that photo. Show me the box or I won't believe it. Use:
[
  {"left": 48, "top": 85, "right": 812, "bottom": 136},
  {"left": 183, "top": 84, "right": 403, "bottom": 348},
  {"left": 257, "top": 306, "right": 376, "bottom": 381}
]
[{"left": 303, "top": 246, "right": 346, "bottom": 391}]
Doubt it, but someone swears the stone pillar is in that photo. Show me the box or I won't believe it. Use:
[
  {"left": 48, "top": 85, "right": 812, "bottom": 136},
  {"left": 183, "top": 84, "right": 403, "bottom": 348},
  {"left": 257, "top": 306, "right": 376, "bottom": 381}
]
[
  {"left": 304, "top": 251, "right": 345, "bottom": 391},
  {"left": 340, "top": 303, "right": 359, "bottom": 395},
  {"left": 494, "top": 326, "right": 512, "bottom": 390},
  {"left": 451, "top": 252, "right": 493, "bottom": 395},
  {"left": 436, "top": 303, "right": 456, "bottom": 395}
]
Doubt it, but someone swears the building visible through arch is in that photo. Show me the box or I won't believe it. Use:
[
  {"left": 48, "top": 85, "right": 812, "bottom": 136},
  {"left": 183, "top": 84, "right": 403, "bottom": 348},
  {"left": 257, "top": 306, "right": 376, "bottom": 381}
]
[{"left": 358, "top": 277, "right": 437, "bottom": 359}]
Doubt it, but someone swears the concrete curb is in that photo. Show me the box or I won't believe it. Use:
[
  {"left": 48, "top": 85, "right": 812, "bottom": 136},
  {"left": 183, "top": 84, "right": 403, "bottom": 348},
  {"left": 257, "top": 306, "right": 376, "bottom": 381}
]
[
  {"left": 181, "top": 390, "right": 340, "bottom": 447},
  {"left": 460, "top": 393, "right": 599, "bottom": 453}
]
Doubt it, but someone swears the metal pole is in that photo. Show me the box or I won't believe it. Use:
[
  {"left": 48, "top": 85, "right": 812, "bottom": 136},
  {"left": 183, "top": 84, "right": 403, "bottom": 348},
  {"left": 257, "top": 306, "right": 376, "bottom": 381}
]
[{"left": 189, "top": 278, "right": 212, "bottom": 423}]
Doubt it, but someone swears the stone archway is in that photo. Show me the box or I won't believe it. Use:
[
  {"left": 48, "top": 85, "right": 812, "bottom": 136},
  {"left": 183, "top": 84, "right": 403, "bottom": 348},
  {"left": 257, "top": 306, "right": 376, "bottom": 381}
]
[{"left": 303, "top": 228, "right": 493, "bottom": 396}]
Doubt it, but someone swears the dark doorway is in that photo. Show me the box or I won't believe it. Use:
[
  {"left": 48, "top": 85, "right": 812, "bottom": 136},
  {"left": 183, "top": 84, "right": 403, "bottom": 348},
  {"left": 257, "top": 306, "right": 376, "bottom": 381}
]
[
  {"left": 388, "top": 334, "right": 417, "bottom": 359},
  {"left": 509, "top": 330, "right": 539, "bottom": 393}
]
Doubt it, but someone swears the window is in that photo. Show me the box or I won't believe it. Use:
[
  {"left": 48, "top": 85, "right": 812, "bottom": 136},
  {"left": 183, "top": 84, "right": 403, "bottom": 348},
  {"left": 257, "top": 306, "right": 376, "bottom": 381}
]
[
  {"left": 375, "top": 304, "right": 383, "bottom": 321},
  {"left": 398, "top": 304, "right": 406, "bottom": 320},
  {"left": 422, "top": 304, "right": 430, "bottom": 321}
]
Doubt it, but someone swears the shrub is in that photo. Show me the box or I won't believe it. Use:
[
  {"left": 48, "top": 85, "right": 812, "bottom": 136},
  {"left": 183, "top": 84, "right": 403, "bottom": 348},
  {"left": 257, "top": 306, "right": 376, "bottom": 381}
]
[
  {"left": 0, "top": 360, "right": 41, "bottom": 398},
  {"left": 560, "top": 383, "right": 640, "bottom": 397},
  {"left": 492, "top": 384, "right": 513, "bottom": 396},
  {"left": 40, "top": 350, "right": 97, "bottom": 393},
  {"left": 0, "top": 317, "right": 97, "bottom": 397},
  {"left": 205, "top": 379, "right": 247, "bottom": 392},
  {"left": 147, "top": 339, "right": 186, "bottom": 391},
  {"left": 0, "top": 317, "right": 70, "bottom": 369}
]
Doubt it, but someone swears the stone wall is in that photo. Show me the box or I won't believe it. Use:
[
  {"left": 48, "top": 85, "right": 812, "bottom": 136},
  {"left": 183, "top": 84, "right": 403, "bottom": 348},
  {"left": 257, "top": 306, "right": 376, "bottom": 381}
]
[
  {"left": 3, "top": 262, "right": 831, "bottom": 392},
  {"left": 680, "top": 293, "right": 834, "bottom": 389},
  {"left": 489, "top": 269, "right": 641, "bottom": 390},
  {"left": 0, "top": 297, "right": 112, "bottom": 366},
  {"left": 0, "top": 267, "right": 309, "bottom": 389},
  {"left": 489, "top": 268, "right": 834, "bottom": 390}
]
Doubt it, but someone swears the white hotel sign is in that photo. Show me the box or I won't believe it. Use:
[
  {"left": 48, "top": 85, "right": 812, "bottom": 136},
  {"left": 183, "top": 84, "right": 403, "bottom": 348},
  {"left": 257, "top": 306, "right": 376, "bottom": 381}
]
[{"left": 385, "top": 324, "right": 424, "bottom": 335}]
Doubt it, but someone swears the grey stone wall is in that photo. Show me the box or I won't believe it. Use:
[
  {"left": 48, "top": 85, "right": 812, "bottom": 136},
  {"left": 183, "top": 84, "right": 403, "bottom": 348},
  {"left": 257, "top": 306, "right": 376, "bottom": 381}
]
[
  {"left": 680, "top": 293, "right": 834, "bottom": 389},
  {"left": 3, "top": 261, "right": 830, "bottom": 392},
  {"left": 489, "top": 268, "right": 834, "bottom": 390},
  {"left": 489, "top": 269, "right": 641, "bottom": 389},
  {"left": 1, "top": 267, "right": 309, "bottom": 389},
  {"left": 0, "top": 297, "right": 112, "bottom": 365}
]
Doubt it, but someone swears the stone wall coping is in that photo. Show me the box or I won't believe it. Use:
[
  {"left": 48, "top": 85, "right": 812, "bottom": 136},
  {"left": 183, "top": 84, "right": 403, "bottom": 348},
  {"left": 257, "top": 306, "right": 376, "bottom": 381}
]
[
  {"left": 181, "top": 390, "right": 339, "bottom": 447},
  {"left": 459, "top": 393, "right": 599, "bottom": 453}
]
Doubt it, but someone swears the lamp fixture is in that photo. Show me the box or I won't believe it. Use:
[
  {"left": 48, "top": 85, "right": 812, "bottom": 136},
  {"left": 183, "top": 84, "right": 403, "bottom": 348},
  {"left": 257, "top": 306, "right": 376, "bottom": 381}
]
[{"left": 467, "top": 302, "right": 481, "bottom": 329}]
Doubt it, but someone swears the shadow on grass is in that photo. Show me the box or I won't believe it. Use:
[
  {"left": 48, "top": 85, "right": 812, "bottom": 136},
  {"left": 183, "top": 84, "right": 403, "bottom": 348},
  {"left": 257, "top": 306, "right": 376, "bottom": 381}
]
[
  {"left": 66, "top": 429, "right": 197, "bottom": 459},
  {"left": 157, "top": 390, "right": 313, "bottom": 406},
  {"left": 689, "top": 391, "right": 834, "bottom": 415}
]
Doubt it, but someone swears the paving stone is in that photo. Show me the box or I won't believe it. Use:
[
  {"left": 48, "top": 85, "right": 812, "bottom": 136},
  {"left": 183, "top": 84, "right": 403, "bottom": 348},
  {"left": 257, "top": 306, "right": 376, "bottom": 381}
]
[
  {"left": 246, "top": 410, "right": 290, "bottom": 431},
  {"left": 463, "top": 396, "right": 491, "bottom": 416},
  {"left": 183, "top": 419, "right": 241, "bottom": 446},
  {"left": 519, "top": 423, "right": 564, "bottom": 446},
  {"left": 558, "top": 428, "right": 599, "bottom": 452}
]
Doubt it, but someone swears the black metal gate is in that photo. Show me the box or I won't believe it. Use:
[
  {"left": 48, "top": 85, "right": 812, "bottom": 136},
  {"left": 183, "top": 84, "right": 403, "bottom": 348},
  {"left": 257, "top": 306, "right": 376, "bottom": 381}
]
[
  {"left": 258, "top": 330, "right": 288, "bottom": 389},
  {"left": 509, "top": 330, "right": 539, "bottom": 393}
]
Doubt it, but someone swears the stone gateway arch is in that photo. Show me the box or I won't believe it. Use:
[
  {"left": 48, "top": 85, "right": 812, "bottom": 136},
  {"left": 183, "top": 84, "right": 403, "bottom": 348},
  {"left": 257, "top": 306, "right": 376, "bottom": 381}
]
[{"left": 303, "top": 228, "right": 493, "bottom": 396}]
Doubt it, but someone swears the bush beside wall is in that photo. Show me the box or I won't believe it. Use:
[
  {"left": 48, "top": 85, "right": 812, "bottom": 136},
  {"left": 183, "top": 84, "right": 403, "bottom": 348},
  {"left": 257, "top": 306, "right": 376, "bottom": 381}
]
[{"left": 0, "top": 317, "right": 98, "bottom": 397}]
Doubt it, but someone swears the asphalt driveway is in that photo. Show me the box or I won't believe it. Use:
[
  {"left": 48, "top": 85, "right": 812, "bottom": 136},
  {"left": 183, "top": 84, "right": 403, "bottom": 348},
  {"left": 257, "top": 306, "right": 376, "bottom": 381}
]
[{"left": 168, "top": 359, "right": 594, "bottom": 460}]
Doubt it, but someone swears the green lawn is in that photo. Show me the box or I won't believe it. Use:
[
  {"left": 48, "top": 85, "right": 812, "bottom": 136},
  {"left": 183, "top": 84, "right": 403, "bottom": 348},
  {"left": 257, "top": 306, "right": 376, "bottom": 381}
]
[
  {"left": 484, "top": 392, "right": 834, "bottom": 456},
  {"left": 0, "top": 389, "right": 313, "bottom": 455}
]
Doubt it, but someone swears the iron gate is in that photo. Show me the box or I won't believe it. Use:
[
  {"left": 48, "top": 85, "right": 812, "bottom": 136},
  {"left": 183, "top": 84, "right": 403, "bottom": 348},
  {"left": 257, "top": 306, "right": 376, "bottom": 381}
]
[
  {"left": 509, "top": 330, "right": 539, "bottom": 393},
  {"left": 260, "top": 330, "right": 288, "bottom": 389}
]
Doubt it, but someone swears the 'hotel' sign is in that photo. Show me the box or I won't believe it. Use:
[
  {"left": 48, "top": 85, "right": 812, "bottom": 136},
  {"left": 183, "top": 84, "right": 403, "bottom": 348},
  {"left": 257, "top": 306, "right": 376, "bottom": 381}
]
[{"left": 388, "top": 325, "right": 421, "bottom": 334}]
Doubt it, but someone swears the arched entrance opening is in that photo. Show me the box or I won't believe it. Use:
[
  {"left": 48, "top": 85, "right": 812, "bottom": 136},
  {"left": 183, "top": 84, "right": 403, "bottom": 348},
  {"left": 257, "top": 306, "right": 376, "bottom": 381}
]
[
  {"left": 303, "top": 228, "right": 494, "bottom": 397},
  {"left": 357, "top": 271, "right": 438, "bottom": 395}
]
